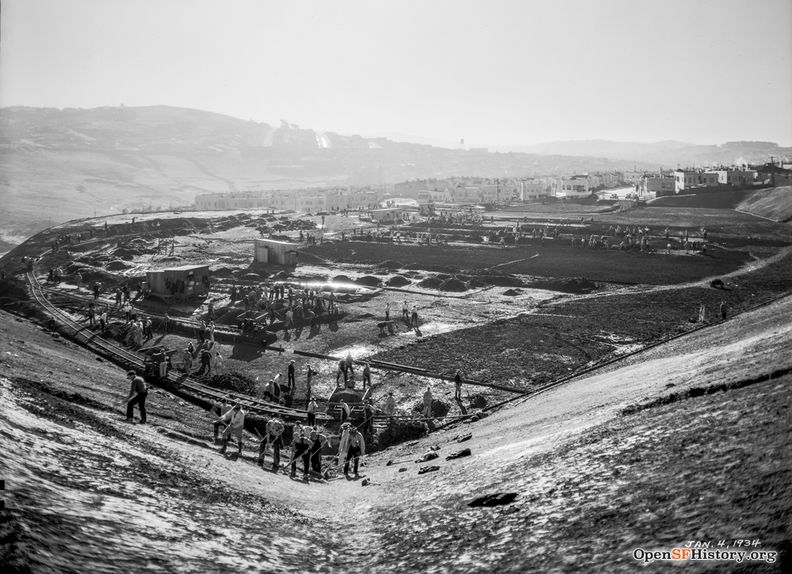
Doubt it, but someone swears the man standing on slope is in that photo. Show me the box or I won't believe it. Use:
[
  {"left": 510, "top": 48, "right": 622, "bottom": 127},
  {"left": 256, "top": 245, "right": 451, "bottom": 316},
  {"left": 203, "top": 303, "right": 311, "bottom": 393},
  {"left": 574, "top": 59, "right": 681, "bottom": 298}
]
[{"left": 125, "top": 370, "right": 148, "bottom": 424}]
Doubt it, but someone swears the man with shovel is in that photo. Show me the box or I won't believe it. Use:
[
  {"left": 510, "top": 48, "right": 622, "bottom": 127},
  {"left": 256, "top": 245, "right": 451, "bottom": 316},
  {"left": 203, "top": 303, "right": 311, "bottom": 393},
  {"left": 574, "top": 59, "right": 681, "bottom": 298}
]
[{"left": 124, "top": 370, "right": 148, "bottom": 424}]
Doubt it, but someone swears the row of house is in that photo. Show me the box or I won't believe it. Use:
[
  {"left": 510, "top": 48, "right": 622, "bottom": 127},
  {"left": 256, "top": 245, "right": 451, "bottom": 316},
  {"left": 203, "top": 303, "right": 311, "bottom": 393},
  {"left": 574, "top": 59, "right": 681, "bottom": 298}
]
[
  {"left": 639, "top": 165, "right": 781, "bottom": 196},
  {"left": 194, "top": 187, "right": 385, "bottom": 212}
]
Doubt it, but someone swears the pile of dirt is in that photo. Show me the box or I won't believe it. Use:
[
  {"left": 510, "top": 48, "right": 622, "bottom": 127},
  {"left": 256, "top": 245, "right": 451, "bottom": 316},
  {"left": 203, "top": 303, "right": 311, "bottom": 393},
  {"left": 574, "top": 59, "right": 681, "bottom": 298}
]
[
  {"left": 375, "top": 419, "right": 428, "bottom": 450},
  {"left": 211, "top": 267, "right": 236, "bottom": 278},
  {"left": 467, "top": 274, "right": 525, "bottom": 288},
  {"left": 106, "top": 260, "right": 130, "bottom": 271},
  {"left": 205, "top": 372, "right": 257, "bottom": 395},
  {"left": 503, "top": 288, "right": 522, "bottom": 296},
  {"left": 412, "top": 399, "right": 451, "bottom": 418},
  {"left": 332, "top": 274, "right": 353, "bottom": 283},
  {"left": 530, "top": 277, "right": 598, "bottom": 294},
  {"left": 378, "top": 260, "right": 403, "bottom": 270},
  {"left": 417, "top": 277, "right": 443, "bottom": 289},
  {"left": 386, "top": 275, "right": 411, "bottom": 287},
  {"left": 439, "top": 278, "right": 468, "bottom": 292},
  {"left": 355, "top": 275, "right": 382, "bottom": 288},
  {"left": 468, "top": 394, "right": 488, "bottom": 409}
]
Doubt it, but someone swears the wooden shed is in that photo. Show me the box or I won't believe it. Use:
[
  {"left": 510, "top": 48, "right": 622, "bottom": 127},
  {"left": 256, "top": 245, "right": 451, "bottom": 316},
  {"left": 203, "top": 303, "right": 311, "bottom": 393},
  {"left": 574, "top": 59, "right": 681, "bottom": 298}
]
[
  {"left": 254, "top": 238, "right": 299, "bottom": 266},
  {"left": 146, "top": 264, "right": 210, "bottom": 301}
]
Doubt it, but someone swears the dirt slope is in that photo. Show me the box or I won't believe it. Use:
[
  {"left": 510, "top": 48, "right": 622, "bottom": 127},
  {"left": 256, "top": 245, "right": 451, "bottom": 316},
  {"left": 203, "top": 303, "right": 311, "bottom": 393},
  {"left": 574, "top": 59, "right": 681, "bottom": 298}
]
[
  {"left": 736, "top": 186, "right": 792, "bottom": 222},
  {"left": 1, "top": 294, "right": 790, "bottom": 572}
]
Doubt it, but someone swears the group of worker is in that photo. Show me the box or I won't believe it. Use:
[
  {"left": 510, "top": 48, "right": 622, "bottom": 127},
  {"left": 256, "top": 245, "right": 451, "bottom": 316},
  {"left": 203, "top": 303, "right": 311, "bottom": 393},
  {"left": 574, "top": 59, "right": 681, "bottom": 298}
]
[{"left": 212, "top": 398, "right": 366, "bottom": 481}]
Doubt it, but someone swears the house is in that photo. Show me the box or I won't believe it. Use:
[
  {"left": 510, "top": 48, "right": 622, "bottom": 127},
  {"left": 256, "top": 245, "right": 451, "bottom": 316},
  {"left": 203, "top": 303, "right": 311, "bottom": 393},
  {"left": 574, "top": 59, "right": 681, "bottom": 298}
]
[
  {"left": 553, "top": 175, "right": 591, "bottom": 198},
  {"left": 673, "top": 170, "right": 720, "bottom": 193},
  {"left": 254, "top": 239, "right": 299, "bottom": 266},
  {"left": 146, "top": 265, "right": 210, "bottom": 301},
  {"left": 367, "top": 207, "right": 407, "bottom": 224},
  {"left": 642, "top": 175, "right": 675, "bottom": 197}
]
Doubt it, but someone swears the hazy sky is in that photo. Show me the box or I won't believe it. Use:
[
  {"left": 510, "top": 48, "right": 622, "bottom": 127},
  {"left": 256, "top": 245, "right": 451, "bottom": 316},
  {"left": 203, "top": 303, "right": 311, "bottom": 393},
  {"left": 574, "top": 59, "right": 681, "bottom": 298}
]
[{"left": 2, "top": 0, "right": 791, "bottom": 147}]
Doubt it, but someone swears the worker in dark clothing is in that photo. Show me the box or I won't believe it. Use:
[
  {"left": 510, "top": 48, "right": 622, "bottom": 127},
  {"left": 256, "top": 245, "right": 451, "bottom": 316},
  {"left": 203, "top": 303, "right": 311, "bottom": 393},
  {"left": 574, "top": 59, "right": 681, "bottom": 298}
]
[
  {"left": 336, "top": 359, "right": 347, "bottom": 385},
  {"left": 454, "top": 370, "right": 463, "bottom": 401},
  {"left": 287, "top": 360, "right": 296, "bottom": 391},
  {"left": 308, "top": 428, "right": 328, "bottom": 475},
  {"left": 289, "top": 426, "right": 312, "bottom": 480},
  {"left": 125, "top": 370, "right": 148, "bottom": 423},
  {"left": 196, "top": 348, "right": 213, "bottom": 375},
  {"left": 362, "top": 363, "right": 371, "bottom": 389}
]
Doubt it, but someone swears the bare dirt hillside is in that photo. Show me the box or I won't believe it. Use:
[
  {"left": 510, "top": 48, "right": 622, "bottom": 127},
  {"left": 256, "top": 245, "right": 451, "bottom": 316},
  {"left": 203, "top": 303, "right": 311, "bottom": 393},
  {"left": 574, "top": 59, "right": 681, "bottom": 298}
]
[
  {"left": 1, "top": 291, "right": 790, "bottom": 572},
  {"left": 737, "top": 186, "right": 792, "bottom": 222}
]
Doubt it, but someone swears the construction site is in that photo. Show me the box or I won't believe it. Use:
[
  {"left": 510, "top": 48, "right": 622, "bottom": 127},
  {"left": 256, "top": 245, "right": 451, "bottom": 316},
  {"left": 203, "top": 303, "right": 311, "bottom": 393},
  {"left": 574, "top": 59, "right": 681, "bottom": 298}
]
[{"left": 1, "top": 189, "right": 791, "bottom": 572}]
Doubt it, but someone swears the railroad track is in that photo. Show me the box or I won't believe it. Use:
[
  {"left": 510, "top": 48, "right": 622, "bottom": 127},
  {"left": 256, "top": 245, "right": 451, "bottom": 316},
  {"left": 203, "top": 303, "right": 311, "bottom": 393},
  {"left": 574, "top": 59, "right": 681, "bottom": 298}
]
[{"left": 25, "top": 264, "right": 311, "bottom": 423}]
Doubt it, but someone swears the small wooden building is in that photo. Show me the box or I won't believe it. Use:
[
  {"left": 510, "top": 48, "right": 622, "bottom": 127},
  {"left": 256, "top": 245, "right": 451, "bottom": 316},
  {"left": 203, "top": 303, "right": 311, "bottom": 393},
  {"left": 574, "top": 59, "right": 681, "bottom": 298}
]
[
  {"left": 146, "top": 264, "right": 210, "bottom": 301},
  {"left": 254, "top": 238, "right": 299, "bottom": 266}
]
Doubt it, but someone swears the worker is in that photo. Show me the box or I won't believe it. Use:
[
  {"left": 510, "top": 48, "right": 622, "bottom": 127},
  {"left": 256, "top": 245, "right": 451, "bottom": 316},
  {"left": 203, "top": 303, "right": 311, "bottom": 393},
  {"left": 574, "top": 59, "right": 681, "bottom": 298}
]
[
  {"left": 287, "top": 360, "right": 296, "bottom": 391},
  {"left": 212, "top": 396, "right": 232, "bottom": 441},
  {"left": 402, "top": 300, "right": 409, "bottom": 322},
  {"left": 362, "top": 363, "right": 371, "bottom": 389},
  {"left": 422, "top": 386, "right": 433, "bottom": 418},
  {"left": 345, "top": 353, "right": 355, "bottom": 376},
  {"left": 217, "top": 403, "right": 245, "bottom": 455},
  {"left": 124, "top": 370, "right": 148, "bottom": 424},
  {"left": 338, "top": 423, "right": 366, "bottom": 478},
  {"left": 454, "top": 370, "right": 463, "bottom": 401},
  {"left": 308, "top": 427, "right": 329, "bottom": 476},
  {"left": 289, "top": 426, "right": 312, "bottom": 480},
  {"left": 307, "top": 397, "right": 318, "bottom": 426},
  {"left": 259, "top": 416, "right": 285, "bottom": 471},
  {"left": 383, "top": 392, "right": 396, "bottom": 419},
  {"left": 182, "top": 348, "right": 193, "bottom": 374},
  {"left": 196, "top": 347, "right": 213, "bottom": 375}
]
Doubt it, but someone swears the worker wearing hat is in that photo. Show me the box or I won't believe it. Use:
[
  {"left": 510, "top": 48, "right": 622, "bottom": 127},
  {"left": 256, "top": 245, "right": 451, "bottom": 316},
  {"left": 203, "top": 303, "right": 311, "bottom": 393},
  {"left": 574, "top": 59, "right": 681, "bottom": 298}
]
[
  {"left": 338, "top": 422, "right": 365, "bottom": 478},
  {"left": 289, "top": 425, "right": 312, "bottom": 480},
  {"left": 217, "top": 403, "right": 245, "bottom": 455}
]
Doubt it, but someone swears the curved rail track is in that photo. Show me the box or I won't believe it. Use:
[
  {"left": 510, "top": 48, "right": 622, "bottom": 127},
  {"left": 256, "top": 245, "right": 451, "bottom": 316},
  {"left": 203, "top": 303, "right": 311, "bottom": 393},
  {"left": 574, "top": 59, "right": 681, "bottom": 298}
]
[{"left": 25, "top": 264, "right": 312, "bottom": 423}]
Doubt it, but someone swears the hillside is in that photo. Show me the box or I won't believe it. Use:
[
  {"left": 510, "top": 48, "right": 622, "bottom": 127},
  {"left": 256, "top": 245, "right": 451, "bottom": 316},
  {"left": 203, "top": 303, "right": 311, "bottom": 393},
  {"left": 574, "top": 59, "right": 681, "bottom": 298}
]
[
  {"left": 0, "top": 290, "right": 789, "bottom": 572},
  {"left": 0, "top": 106, "right": 653, "bottom": 247},
  {"left": 736, "top": 186, "right": 792, "bottom": 222}
]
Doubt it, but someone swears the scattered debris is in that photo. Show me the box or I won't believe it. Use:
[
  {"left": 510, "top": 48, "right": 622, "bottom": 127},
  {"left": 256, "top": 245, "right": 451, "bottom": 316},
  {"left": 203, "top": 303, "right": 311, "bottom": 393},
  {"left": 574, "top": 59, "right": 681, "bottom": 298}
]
[
  {"left": 455, "top": 433, "right": 472, "bottom": 443},
  {"left": 415, "top": 451, "right": 439, "bottom": 463},
  {"left": 446, "top": 448, "right": 471, "bottom": 460},
  {"left": 418, "top": 465, "right": 440, "bottom": 475}
]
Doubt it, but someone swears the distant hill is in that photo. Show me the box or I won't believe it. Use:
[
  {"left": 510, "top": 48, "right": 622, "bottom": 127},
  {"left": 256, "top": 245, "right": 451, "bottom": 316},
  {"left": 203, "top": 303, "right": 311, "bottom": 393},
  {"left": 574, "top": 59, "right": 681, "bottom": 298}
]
[
  {"left": 510, "top": 139, "right": 792, "bottom": 167},
  {"left": 0, "top": 106, "right": 657, "bottom": 245}
]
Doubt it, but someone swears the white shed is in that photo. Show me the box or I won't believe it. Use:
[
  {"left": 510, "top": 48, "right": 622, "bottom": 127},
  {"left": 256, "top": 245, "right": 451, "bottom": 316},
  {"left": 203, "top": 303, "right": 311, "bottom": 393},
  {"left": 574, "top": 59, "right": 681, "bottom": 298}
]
[{"left": 254, "top": 238, "right": 299, "bottom": 266}]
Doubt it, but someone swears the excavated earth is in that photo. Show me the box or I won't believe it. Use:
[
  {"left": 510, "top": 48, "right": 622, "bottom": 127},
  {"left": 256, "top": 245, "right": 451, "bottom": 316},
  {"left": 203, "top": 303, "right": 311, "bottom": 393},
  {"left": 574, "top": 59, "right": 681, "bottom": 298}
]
[{"left": 1, "top": 206, "right": 791, "bottom": 572}]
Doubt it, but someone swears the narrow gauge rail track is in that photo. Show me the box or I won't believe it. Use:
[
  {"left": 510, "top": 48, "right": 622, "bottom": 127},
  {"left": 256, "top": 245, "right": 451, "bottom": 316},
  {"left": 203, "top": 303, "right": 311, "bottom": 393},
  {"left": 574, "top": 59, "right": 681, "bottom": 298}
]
[{"left": 25, "top": 267, "right": 312, "bottom": 423}]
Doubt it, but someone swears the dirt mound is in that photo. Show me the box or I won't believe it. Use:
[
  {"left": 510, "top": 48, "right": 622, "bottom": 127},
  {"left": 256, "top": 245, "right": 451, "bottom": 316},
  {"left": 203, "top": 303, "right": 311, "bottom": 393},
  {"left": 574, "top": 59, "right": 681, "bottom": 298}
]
[
  {"left": 530, "top": 277, "right": 598, "bottom": 294},
  {"left": 417, "top": 277, "right": 443, "bottom": 289},
  {"left": 386, "top": 275, "right": 411, "bottom": 287},
  {"left": 439, "top": 278, "right": 468, "bottom": 292},
  {"left": 205, "top": 372, "right": 257, "bottom": 395},
  {"left": 375, "top": 419, "right": 428, "bottom": 450},
  {"left": 332, "top": 275, "right": 353, "bottom": 284},
  {"left": 468, "top": 394, "right": 488, "bottom": 409},
  {"left": 355, "top": 275, "right": 381, "bottom": 287},
  {"left": 412, "top": 399, "right": 451, "bottom": 418},
  {"left": 467, "top": 274, "right": 525, "bottom": 288},
  {"left": 378, "top": 260, "right": 403, "bottom": 270},
  {"left": 212, "top": 267, "right": 236, "bottom": 278},
  {"left": 503, "top": 288, "right": 522, "bottom": 296},
  {"left": 106, "top": 260, "right": 130, "bottom": 271}
]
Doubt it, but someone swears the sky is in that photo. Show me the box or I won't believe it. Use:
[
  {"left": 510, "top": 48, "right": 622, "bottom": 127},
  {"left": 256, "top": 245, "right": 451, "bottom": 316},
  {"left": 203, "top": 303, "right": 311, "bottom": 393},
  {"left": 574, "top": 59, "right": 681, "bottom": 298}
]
[{"left": 1, "top": 0, "right": 791, "bottom": 148}]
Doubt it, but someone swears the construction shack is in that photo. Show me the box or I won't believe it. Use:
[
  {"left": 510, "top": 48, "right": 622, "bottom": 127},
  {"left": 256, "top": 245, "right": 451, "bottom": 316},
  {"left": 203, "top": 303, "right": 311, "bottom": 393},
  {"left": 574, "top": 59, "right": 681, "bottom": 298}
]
[
  {"left": 367, "top": 207, "right": 406, "bottom": 224},
  {"left": 146, "top": 264, "right": 210, "bottom": 301},
  {"left": 254, "top": 238, "right": 299, "bottom": 266}
]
